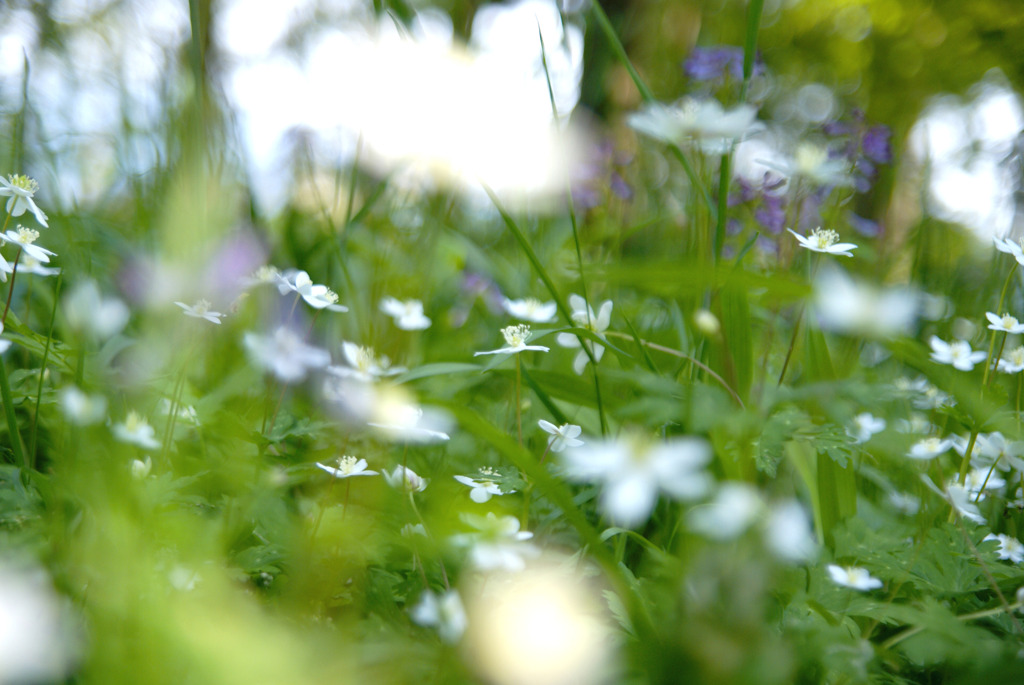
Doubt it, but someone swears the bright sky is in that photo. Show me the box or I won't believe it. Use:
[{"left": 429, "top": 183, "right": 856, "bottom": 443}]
[{"left": 0, "top": 0, "right": 1021, "bottom": 236}]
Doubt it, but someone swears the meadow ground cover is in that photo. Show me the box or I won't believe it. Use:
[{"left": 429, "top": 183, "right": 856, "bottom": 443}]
[{"left": 4, "top": 0, "right": 1024, "bottom": 683}]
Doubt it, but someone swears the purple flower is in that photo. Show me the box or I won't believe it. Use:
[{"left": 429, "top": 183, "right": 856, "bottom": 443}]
[
  {"left": 863, "top": 125, "right": 893, "bottom": 164},
  {"left": 847, "top": 212, "right": 881, "bottom": 237},
  {"left": 683, "top": 47, "right": 763, "bottom": 82}
]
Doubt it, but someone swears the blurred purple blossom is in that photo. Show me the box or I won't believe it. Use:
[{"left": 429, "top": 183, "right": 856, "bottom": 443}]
[
  {"left": 847, "top": 212, "right": 881, "bottom": 237},
  {"left": 822, "top": 110, "right": 893, "bottom": 192},
  {"left": 683, "top": 47, "right": 763, "bottom": 83},
  {"left": 571, "top": 139, "right": 633, "bottom": 210}
]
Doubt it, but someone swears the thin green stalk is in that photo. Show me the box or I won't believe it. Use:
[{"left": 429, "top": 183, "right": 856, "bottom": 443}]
[
  {"left": 515, "top": 355, "right": 523, "bottom": 447},
  {"left": 28, "top": 270, "right": 62, "bottom": 466},
  {"left": 0, "top": 357, "right": 26, "bottom": 468},
  {"left": 2, "top": 248, "right": 23, "bottom": 325},
  {"left": 881, "top": 600, "right": 1024, "bottom": 651},
  {"left": 956, "top": 428, "right": 979, "bottom": 488},
  {"left": 408, "top": 492, "right": 450, "bottom": 591},
  {"left": 983, "top": 262, "right": 1017, "bottom": 387}
]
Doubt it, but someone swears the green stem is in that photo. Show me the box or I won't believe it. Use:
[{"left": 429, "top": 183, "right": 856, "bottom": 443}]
[
  {"left": 515, "top": 355, "right": 523, "bottom": 447},
  {"left": 983, "top": 263, "right": 1017, "bottom": 387},
  {"left": 28, "top": 270, "right": 62, "bottom": 466},
  {"left": 0, "top": 356, "right": 26, "bottom": 468}
]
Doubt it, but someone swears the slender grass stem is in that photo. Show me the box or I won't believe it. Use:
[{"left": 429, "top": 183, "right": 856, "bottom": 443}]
[
  {"left": 956, "top": 428, "right": 979, "bottom": 491},
  {"left": 2, "top": 248, "right": 23, "bottom": 326},
  {"left": 28, "top": 270, "right": 62, "bottom": 467},
  {"left": 983, "top": 263, "right": 1017, "bottom": 387},
  {"left": 515, "top": 355, "right": 522, "bottom": 447},
  {"left": 0, "top": 355, "right": 26, "bottom": 468},
  {"left": 408, "top": 492, "right": 450, "bottom": 591}
]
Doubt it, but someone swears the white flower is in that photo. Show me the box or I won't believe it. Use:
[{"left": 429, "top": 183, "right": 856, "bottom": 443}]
[
  {"left": 0, "top": 174, "right": 48, "bottom": 226},
  {"left": 764, "top": 500, "right": 818, "bottom": 563},
  {"left": 383, "top": 465, "right": 428, "bottom": 493},
  {"left": 64, "top": 280, "right": 130, "bottom": 341},
  {"left": 848, "top": 413, "right": 886, "bottom": 444},
  {"left": 410, "top": 590, "right": 467, "bottom": 644},
  {"left": 761, "top": 143, "right": 852, "bottom": 187},
  {"left": 687, "top": 483, "right": 763, "bottom": 540},
  {"left": 887, "top": 491, "right": 920, "bottom": 515},
  {"left": 960, "top": 432, "right": 1024, "bottom": 472},
  {"left": 921, "top": 475, "right": 986, "bottom": 524},
  {"left": 561, "top": 434, "right": 712, "bottom": 528},
  {"left": 279, "top": 270, "right": 348, "bottom": 312},
  {"left": 243, "top": 327, "right": 330, "bottom": 383},
  {"left": 240, "top": 265, "right": 282, "bottom": 288},
  {"left": 907, "top": 436, "right": 954, "bottom": 460},
  {"left": 316, "top": 456, "right": 378, "bottom": 479},
  {"left": 813, "top": 266, "right": 918, "bottom": 337},
  {"left": 18, "top": 255, "right": 58, "bottom": 277},
  {"left": 986, "top": 311, "right": 1024, "bottom": 334},
  {"left": 826, "top": 564, "right": 883, "bottom": 591},
  {"left": 962, "top": 467, "right": 1005, "bottom": 501},
  {"left": 112, "top": 411, "right": 160, "bottom": 450},
  {"left": 537, "top": 420, "right": 583, "bottom": 453},
  {"left": 130, "top": 456, "right": 152, "bottom": 480},
  {"left": 174, "top": 299, "right": 224, "bottom": 324},
  {"left": 381, "top": 297, "right": 431, "bottom": 330},
  {"left": 454, "top": 469, "right": 509, "bottom": 503},
  {"left": 997, "top": 346, "right": 1024, "bottom": 374},
  {"left": 475, "top": 324, "right": 549, "bottom": 356},
  {"left": 0, "top": 563, "right": 77, "bottom": 683},
  {"left": 58, "top": 386, "right": 107, "bottom": 426},
  {"left": 327, "top": 342, "right": 405, "bottom": 383},
  {"left": 457, "top": 513, "right": 539, "bottom": 572},
  {"left": 994, "top": 235, "right": 1024, "bottom": 266},
  {"left": 0, "top": 227, "right": 55, "bottom": 263},
  {"left": 503, "top": 297, "right": 557, "bottom": 323},
  {"left": 929, "top": 336, "right": 986, "bottom": 371},
  {"left": 628, "top": 98, "right": 760, "bottom": 149},
  {"left": 984, "top": 534, "right": 1024, "bottom": 563},
  {"left": 787, "top": 227, "right": 857, "bottom": 257},
  {"left": 556, "top": 294, "right": 613, "bottom": 375},
  {"left": 367, "top": 403, "right": 451, "bottom": 444}
]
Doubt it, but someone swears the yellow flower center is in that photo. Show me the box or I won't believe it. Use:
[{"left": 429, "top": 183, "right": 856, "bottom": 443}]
[
  {"left": 502, "top": 324, "right": 531, "bottom": 347},
  {"left": 8, "top": 174, "right": 38, "bottom": 194},
  {"left": 810, "top": 228, "right": 839, "bottom": 249},
  {"left": 15, "top": 227, "right": 38, "bottom": 244}
]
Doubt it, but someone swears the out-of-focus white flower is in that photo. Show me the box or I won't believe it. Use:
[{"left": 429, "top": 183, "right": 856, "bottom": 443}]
[
  {"left": 0, "top": 562, "right": 77, "bottom": 683},
  {"left": 1, "top": 226, "right": 55, "bottom": 263},
  {"left": 475, "top": 324, "right": 549, "bottom": 356},
  {"left": 464, "top": 561, "right": 615, "bottom": 685},
  {"left": 556, "top": 294, "right": 612, "bottom": 375},
  {"left": 962, "top": 467, "right": 1005, "bottom": 501},
  {"left": 457, "top": 513, "right": 539, "bottom": 572},
  {"left": 984, "top": 534, "right": 1024, "bottom": 563},
  {"left": 994, "top": 235, "right": 1024, "bottom": 266},
  {"left": 763, "top": 500, "right": 818, "bottom": 563},
  {"left": 380, "top": 297, "right": 431, "bottom": 330},
  {"left": 787, "top": 227, "right": 857, "bottom": 257},
  {"left": 929, "top": 336, "right": 986, "bottom": 371},
  {"left": 64, "top": 280, "right": 130, "bottom": 340},
  {"left": 907, "top": 436, "right": 954, "bottom": 461},
  {"left": 826, "top": 564, "right": 882, "bottom": 591},
  {"left": 687, "top": 483, "right": 763, "bottom": 540},
  {"left": 411, "top": 589, "right": 467, "bottom": 644},
  {"left": 762, "top": 143, "right": 852, "bottom": 187},
  {"left": 693, "top": 309, "right": 720, "bottom": 337},
  {"left": 18, "top": 255, "right": 59, "bottom": 277},
  {"left": 328, "top": 342, "right": 405, "bottom": 383},
  {"left": 958, "top": 431, "right": 1024, "bottom": 472},
  {"left": 316, "top": 456, "right": 378, "bottom": 479},
  {"left": 158, "top": 399, "right": 200, "bottom": 426},
  {"left": 813, "top": 266, "right": 918, "bottom": 337},
  {"left": 921, "top": 475, "right": 986, "bottom": 524},
  {"left": 131, "top": 456, "right": 152, "bottom": 480},
  {"left": 562, "top": 433, "right": 712, "bottom": 528},
  {"left": 628, "top": 98, "right": 760, "bottom": 151},
  {"left": 986, "top": 311, "right": 1024, "bottom": 334},
  {"left": 0, "top": 322, "right": 10, "bottom": 355},
  {"left": 174, "top": 299, "right": 224, "bottom": 324},
  {"left": 503, "top": 297, "right": 556, "bottom": 323},
  {"left": 59, "top": 386, "right": 107, "bottom": 426},
  {"left": 240, "top": 265, "right": 282, "bottom": 288},
  {"left": 538, "top": 420, "right": 583, "bottom": 453},
  {"left": 323, "top": 378, "right": 451, "bottom": 443},
  {"left": 887, "top": 491, "right": 920, "bottom": 515},
  {"left": 997, "top": 346, "right": 1024, "bottom": 373},
  {"left": 455, "top": 468, "right": 510, "bottom": 503},
  {"left": 243, "top": 327, "right": 330, "bottom": 383},
  {"left": 848, "top": 413, "right": 886, "bottom": 444},
  {"left": 112, "top": 411, "right": 160, "bottom": 450},
  {"left": 0, "top": 174, "right": 48, "bottom": 226},
  {"left": 278, "top": 270, "right": 348, "bottom": 312},
  {"left": 384, "top": 465, "right": 429, "bottom": 493},
  {"left": 367, "top": 403, "right": 451, "bottom": 443},
  {"left": 895, "top": 377, "right": 953, "bottom": 410}
]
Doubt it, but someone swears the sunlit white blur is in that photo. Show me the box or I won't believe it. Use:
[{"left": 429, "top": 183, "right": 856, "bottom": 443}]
[{"left": 464, "top": 561, "right": 616, "bottom": 685}]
